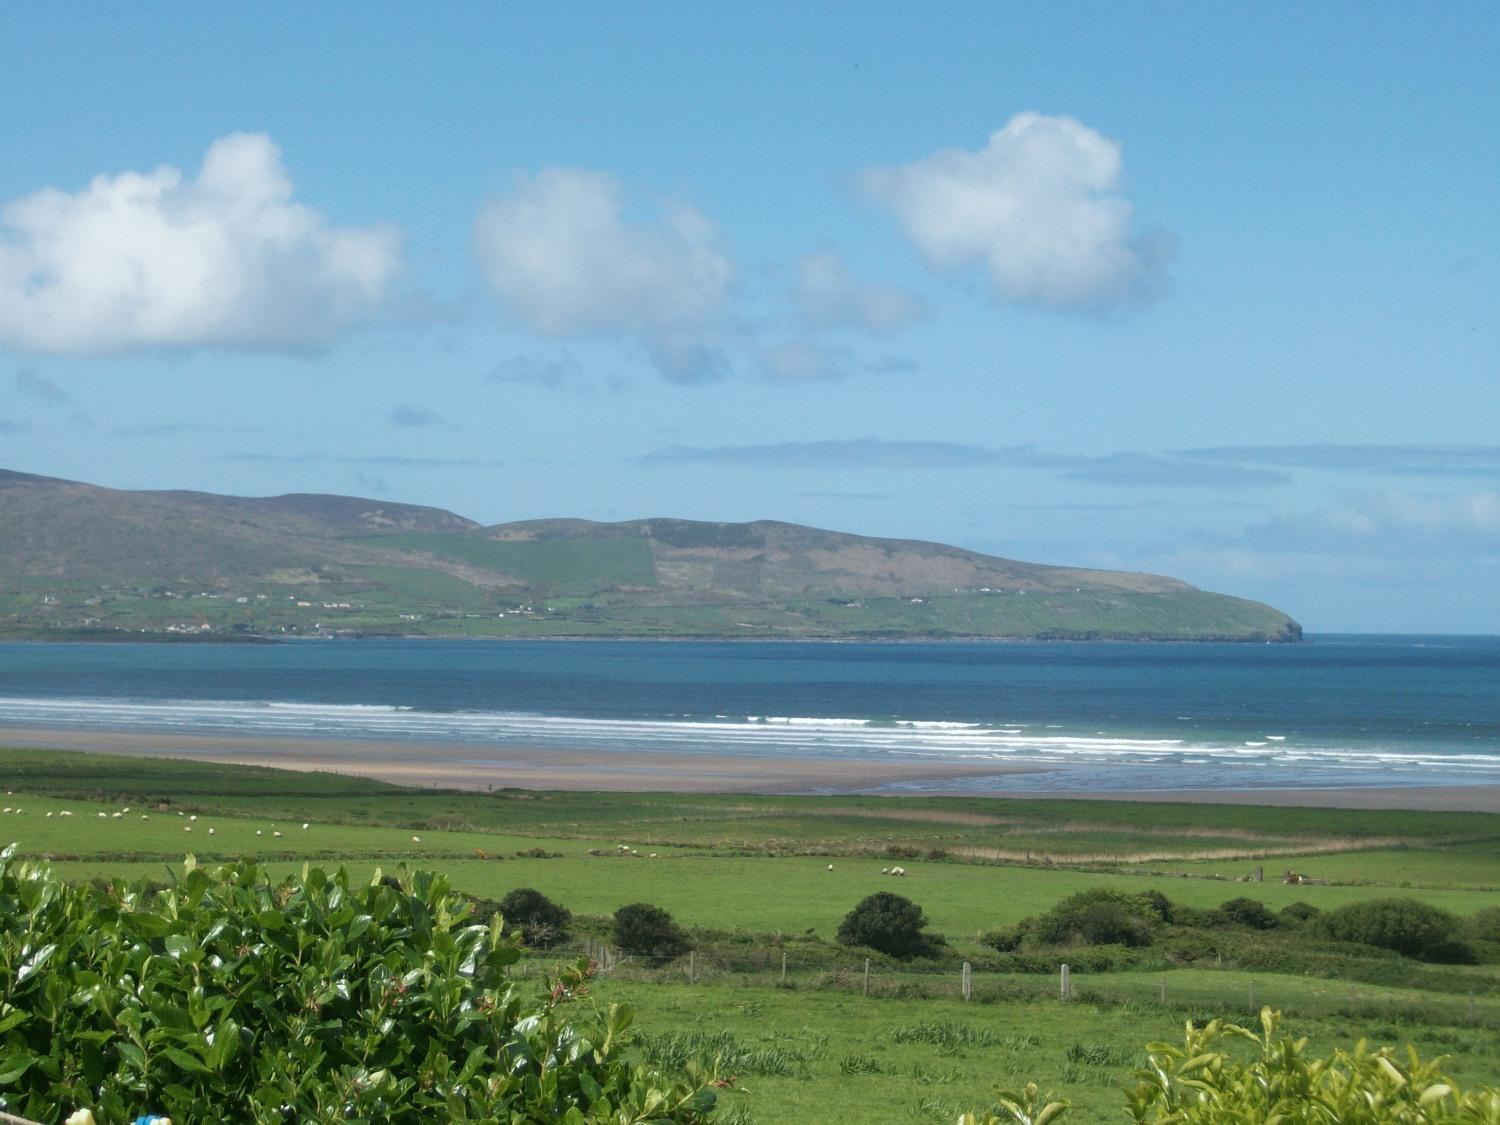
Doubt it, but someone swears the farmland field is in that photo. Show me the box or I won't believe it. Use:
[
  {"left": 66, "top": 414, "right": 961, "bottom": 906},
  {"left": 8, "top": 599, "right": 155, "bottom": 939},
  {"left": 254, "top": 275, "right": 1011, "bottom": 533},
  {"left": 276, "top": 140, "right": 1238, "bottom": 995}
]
[{"left": 3, "top": 746, "right": 1499, "bottom": 1122}]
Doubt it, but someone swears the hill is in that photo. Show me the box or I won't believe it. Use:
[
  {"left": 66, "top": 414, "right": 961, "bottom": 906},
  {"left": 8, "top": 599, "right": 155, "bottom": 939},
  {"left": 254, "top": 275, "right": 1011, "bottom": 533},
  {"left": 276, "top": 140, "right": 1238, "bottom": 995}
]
[{"left": 0, "top": 469, "right": 1300, "bottom": 641}]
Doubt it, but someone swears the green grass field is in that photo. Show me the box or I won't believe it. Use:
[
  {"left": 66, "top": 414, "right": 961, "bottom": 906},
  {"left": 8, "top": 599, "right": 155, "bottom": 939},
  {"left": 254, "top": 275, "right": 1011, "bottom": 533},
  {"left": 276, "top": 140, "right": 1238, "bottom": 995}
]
[{"left": 4, "top": 747, "right": 1499, "bottom": 1122}]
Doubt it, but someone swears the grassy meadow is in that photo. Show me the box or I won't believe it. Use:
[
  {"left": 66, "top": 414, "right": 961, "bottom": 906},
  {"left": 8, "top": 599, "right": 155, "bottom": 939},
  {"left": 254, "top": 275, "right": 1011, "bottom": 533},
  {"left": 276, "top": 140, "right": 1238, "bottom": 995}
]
[{"left": 3, "top": 746, "right": 1499, "bottom": 1122}]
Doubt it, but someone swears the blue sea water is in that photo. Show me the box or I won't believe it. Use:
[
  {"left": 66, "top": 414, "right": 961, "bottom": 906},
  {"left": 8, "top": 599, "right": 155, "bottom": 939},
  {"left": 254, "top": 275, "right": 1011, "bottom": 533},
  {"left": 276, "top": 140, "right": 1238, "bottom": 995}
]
[{"left": 0, "top": 635, "right": 1496, "bottom": 793}]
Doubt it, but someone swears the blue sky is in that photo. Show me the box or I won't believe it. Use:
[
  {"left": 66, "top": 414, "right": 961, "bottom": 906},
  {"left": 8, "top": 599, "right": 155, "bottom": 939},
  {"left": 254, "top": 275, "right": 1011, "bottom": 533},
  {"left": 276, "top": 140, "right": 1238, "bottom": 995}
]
[{"left": 1, "top": 3, "right": 1496, "bottom": 632}]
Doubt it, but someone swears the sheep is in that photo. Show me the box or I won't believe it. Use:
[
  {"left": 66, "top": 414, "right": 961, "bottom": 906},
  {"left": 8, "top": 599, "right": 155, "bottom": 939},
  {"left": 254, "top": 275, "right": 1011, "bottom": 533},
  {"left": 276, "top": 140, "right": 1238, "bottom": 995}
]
[
  {"left": 184, "top": 826, "right": 192, "bottom": 833},
  {"left": 98, "top": 812, "right": 107, "bottom": 818},
  {"left": 189, "top": 815, "right": 197, "bottom": 822},
  {"left": 207, "top": 828, "right": 215, "bottom": 836},
  {"left": 881, "top": 867, "right": 890, "bottom": 875},
  {"left": 255, "top": 830, "right": 263, "bottom": 836},
  {"left": 112, "top": 812, "right": 122, "bottom": 819},
  {"left": 59, "top": 810, "right": 73, "bottom": 817},
  {"left": 301, "top": 823, "right": 310, "bottom": 830},
  {"left": 827, "top": 864, "right": 834, "bottom": 871},
  {"left": 411, "top": 835, "right": 422, "bottom": 844},
  {"left": 141, "top": 814, "right": 149, "bottom": 820},
  {"left": 273, "top": 831, "right": 283, "bottom": 838}
]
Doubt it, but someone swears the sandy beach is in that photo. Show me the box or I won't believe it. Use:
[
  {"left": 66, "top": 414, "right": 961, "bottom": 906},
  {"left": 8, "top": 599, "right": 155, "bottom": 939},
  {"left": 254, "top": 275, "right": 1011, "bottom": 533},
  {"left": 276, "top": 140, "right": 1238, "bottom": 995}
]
[{"left": 3, "top": 724, "right": 1499, "bottom": 811}]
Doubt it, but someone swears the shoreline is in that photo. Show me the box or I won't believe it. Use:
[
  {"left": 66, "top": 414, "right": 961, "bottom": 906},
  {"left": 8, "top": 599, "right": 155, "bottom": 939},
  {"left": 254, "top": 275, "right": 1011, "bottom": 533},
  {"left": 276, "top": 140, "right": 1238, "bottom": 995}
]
[{"left": 3, "top": 725, "right": 1498, "bottom": 811}]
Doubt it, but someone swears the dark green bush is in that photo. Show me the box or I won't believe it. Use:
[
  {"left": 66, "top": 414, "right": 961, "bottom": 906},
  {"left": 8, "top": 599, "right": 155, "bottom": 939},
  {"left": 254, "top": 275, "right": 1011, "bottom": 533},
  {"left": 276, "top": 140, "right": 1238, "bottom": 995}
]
[
  {"left": 1320, "top": 897, "right": 1462, "bottom": 960},
  {"left": 0, "top": 849, "right": 716, "bottom": 1123},
  {"left": 497, "top": 886, "right": 571, "bottom": 947},
  {"left": 1278, "top": 901, "right": 1323, "bottom": 926},
  {"left": 613, "top": 902, "right": 690, "bottom": 962},
  {"left": 837, "top": 892, "right": 940, "bottom": 959},
  {"left": 1031, "top": 889, "right": 1158, "bottom": 948},
  {"left": 1216, "top": 897, "right": 1279, "bottom": 930},
  {"left": 1466, "top": 905, "right": 1500, "bottom": 943}
]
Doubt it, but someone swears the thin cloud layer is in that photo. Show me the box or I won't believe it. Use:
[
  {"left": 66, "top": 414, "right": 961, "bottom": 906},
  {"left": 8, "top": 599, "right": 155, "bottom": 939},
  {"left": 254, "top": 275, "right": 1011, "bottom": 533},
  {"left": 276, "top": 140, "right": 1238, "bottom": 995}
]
[
  {"left": 1180, "top": 443, "right": 1500, "bottom": 478},
  {"left": 0, "top": 134, "right": 402, "bottom": 355},
  {"left": 15, "top": 368, "right": 70, "bottom": 406},
  {"left": 642, "top": 438, "right": 1285, "bottom": 487},
  {"left": 795, "top": 251, "right": 924, "bottom": 333},
  {"left": 860, "top": 112, "right": 1168, "bottom": 311},
  {"left": 473, "top": 168, "right": 734, "bottom": 381}
]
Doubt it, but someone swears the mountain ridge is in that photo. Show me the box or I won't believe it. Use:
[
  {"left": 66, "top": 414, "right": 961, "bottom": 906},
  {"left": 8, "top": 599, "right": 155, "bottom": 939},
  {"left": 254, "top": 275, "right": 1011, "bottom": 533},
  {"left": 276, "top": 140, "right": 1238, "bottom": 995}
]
[{"left": 0, "top": 469, "right": 1301, "bottom": 642}]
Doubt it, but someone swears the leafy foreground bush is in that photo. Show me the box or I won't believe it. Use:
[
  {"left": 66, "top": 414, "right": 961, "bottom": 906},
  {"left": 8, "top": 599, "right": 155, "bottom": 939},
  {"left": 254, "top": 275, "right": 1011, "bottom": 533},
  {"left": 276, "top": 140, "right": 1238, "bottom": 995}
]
[
  {"left": 958, "top": 1009, "right": 1500, "bottom": 1124},
  {"left": 837, "top": 892, "right": 942, "bottom": 959},
  {"left": 0, "top": 848, "right": 718, "bottom": 1123}
]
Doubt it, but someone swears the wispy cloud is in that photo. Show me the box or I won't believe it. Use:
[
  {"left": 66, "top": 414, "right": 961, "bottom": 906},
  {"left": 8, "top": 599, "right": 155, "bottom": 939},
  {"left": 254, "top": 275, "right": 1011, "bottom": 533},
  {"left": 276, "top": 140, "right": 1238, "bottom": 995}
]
[
  {"left": 0, "top": 134, "right": 402, "bottom": 355},
  {"left": 14, "top": 367, "right": 70, "bottom": 406},
  {"left": 110, "top": 422, "right": 262, "bottom": 437},
  {"left": 642, "top": 438, "right": 1286, "bottom": 488},
  {"left": 0, "top": 418, "right": 30, "bottom": 435},
  {"left": 222, "top": 452, "right": 504, "bottom": 468},
  {"left": 795, "top": 251, "right": 925, "bottom": 333},
  {"left": 1178, "top": 443, "right": 1500, "bottom": 479},
  {"left": 860, "top": 112, "right": 1170, "bottom": 312},
  {"left": 388, "top": 404, "right": 448, "bottom": 428}
]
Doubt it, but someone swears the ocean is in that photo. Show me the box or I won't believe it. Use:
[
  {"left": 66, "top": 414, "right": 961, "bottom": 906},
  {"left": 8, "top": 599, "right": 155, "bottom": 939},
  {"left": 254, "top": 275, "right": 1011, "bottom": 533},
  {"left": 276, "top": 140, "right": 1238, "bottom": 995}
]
[{"left": 0, "top": 635, "right": 1496, "bottom": 793}]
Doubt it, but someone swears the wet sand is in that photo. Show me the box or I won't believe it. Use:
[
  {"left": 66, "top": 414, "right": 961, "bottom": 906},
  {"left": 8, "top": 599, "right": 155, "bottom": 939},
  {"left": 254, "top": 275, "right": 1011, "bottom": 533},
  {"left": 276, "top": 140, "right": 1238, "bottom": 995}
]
[
  {"left": 0, "top": 726, "right": 1036, "bottom": 794},
  {"left": 2, "top": 726, "right": 1497, "bottom": 811}
]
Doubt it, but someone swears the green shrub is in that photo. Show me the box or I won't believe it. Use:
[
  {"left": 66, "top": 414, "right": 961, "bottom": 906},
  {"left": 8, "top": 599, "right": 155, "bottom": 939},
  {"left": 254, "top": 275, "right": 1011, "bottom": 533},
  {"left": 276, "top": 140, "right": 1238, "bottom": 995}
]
[
  {"left": 1216, "top": 896, "right": 1279, "bottom": 930},
  {"left": 1030, "top": 889, "right": 1158, "bottom": 948},
  {"left": 497, "top": 886, "right": 571, "bottom": 947},
  {"left": 1321, "top": 897, "right": 1463, "bottom": 960},
  {"left": 836, "top": 892, "right": 940, "bottom": 959},
  {"left": 1278, "top": 901, "right": 1323, "bottom": 926},
  {"left": 0, "top": 848, "right": 716, "bottom": 1123},
  {"left": 1466, "top": 906, "right": 1500, "bottom": 943},
  {"left": 613, "top": 902, "right": 690, "bottom": 962}
]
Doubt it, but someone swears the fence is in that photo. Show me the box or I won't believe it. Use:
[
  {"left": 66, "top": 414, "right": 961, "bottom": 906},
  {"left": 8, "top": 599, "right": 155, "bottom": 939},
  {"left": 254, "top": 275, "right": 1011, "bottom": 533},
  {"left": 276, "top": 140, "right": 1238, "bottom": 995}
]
[{"left": 567, "top": 938, "right": 1497, "bottom": 1028}]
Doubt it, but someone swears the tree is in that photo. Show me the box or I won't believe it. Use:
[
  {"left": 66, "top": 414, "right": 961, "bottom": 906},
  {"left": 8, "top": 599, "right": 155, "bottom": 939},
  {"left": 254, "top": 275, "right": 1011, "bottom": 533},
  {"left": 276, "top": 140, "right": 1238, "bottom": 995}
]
[
  {"left": 837, "top": 892, "right": 939, "bottom": 959},
  {"left": 613, "top": 902, "right": 689, "bottom": 962},
  {"left": 498, "top": 886, "right": 571, "bottom": 947}
]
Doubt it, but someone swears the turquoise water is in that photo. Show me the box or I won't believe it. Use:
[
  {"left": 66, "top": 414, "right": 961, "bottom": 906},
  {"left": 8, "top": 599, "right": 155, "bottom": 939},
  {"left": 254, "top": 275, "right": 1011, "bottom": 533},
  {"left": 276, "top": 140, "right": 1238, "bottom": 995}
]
[{"left": 0, "top": 635, "right": 1496, "bottom": 792}]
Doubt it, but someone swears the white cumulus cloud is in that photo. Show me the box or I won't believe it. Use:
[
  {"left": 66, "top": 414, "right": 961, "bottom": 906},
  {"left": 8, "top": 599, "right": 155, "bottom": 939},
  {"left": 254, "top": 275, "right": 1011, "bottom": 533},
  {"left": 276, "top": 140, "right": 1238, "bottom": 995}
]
[
  {"left": 795, "top": 250, "right": 924, "bottom": 333},
  {"left": 473, "top": 168, "right": 734, "bottom": 381},
  {"left": 0, "top": 134, "right": 402, "bottom": 354},
  {"left": 860, "top": 112, "right": 1168, "bottom": 311}
]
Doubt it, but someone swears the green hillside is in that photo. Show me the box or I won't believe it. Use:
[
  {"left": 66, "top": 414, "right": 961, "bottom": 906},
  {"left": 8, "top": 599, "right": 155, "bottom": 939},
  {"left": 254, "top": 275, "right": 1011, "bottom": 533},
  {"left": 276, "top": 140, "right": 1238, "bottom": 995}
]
[{"left": 0, "top": 469, "right": 1301, "bottom": 642}]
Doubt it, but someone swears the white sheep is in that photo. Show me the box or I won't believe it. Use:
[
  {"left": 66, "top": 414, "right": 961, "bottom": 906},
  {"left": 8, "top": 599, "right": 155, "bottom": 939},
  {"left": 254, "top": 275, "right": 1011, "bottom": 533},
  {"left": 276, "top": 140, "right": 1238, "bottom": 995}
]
[
  {"left": 301, "top": 823, "right": 310, "bottom": 830},
  {"left": 827, "top": 864, "right": 834, "bottom": 871},
  {"left": 189, "top": 815, "right": 197, "bottom": 822},
  {"left": 208, "top": 828, "right": 215, "bottom": 836},
  {"left": 184, "top": 826, "right": 192, "bottom": 833},
  {"left": 272, "top": 831, "right": 283, "bottom": 838},
  {"left": 411, "top": 835, "right": 422, "bottom": 844},
  {"left": 255, "top": 830, "right": 263, "bottom": 836}
]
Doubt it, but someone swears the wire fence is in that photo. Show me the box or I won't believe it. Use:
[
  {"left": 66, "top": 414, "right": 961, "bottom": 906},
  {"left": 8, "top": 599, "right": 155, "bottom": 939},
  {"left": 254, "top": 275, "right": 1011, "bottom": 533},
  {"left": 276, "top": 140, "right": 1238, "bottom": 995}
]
[{"left": 554, "top": 938, "right": 1500, "bottom": 1029}]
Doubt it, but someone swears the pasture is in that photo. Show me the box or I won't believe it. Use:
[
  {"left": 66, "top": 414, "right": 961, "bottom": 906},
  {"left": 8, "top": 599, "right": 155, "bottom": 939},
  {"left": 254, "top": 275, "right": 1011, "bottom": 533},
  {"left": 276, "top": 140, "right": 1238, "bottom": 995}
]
[{"left": 4, "top": 746, "right": 1500, "bottom": 1122}]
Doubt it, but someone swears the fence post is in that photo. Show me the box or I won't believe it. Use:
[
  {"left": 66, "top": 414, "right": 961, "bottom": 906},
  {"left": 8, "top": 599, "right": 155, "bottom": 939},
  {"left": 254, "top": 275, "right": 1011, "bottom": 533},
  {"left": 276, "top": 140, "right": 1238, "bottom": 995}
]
[
  {"left": 690, "top": 950, "right": 698, "bottom": 985},
  {"left": 1254, "top": 865, "right": 1263, "bottom": 882},
  {"left": 1060, "top": 963, "right": 1070, "bottom": 1001},
  {"left": 962, "top": 961, "right": 972, "bottom": 1001},
  {"left": 864, "top": 958, "right": 871, "bottom": 997},
  {"left": 781, "top": 950, "right": 787, "bottom": 986},
  {"left": 1160, "top": 976, "right": 1167, "bottom": 1005}
]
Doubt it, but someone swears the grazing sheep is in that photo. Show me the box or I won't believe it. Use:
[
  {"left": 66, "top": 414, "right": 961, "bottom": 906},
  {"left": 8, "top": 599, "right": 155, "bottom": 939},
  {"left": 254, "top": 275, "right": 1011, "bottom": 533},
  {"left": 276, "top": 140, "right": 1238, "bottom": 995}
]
[
  {"left": 207, "top": 828, "right": 215, "bottom": 836},
  {"left": 98, "top": 812, "right": 107, "bottom": 818},
  {"left": 60, "top": 810, "right": 73, "bottom": 817},
  {"left": 881, "top": 867, "right": 890, "bottom": 875},
  {"left": 189, "top": 815, "right": 197, "bottom": 822},
  {"left": 301, "top": 823, "right": 310, "bottom": 830},
  {"left": 141, "top": 814, "right": 149, "bottom": 820},
  {"left": 111, "top": 812, "right": 122, "bottom": 819},
  {"left": 411, "top": 835, "right": 422, "bottom": 844},
  {"left": 255, "top": 830, "right": 263, "bottom": 836},
  {"left": 273, "top": 831, "right": 283, "bottom": 838},
  {"left": 827, "top": 864, "right": 834, "bottom": 871},
  {"left": 184, "top": 826, "right": 192, "bottom": 833},
  {"left": 46, "top": 812, "right": 53, "bottom": 818}
]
